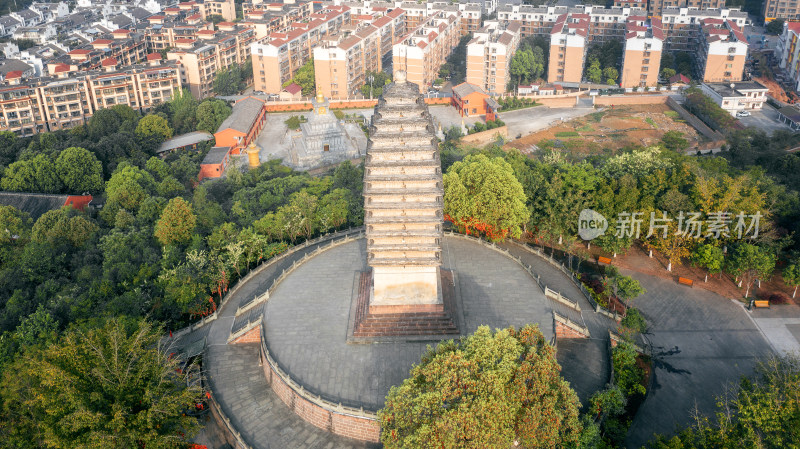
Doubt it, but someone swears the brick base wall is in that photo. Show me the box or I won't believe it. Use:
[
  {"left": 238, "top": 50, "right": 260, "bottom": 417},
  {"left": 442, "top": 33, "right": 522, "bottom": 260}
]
[
  {"left": 260, "top": 344, "right": 381, "bottom": 442},
  {"left": 230, "top": 326, "right": 260, "bottom": 344},
  {"left": 555, "top": 321, "right": 589, "bottom": 339},
  {"left": 536, "top": 97, "right": 579, "bottom": 108}
]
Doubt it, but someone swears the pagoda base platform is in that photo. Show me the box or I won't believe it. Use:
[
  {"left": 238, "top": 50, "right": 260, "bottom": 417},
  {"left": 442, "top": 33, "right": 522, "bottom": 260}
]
[{"left": 347, "top": 269, "right": 463, "bottom": 343}]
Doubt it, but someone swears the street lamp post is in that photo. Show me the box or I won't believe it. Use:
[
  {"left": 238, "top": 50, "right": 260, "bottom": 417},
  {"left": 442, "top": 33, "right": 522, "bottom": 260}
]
[{"left": 367, "top": 74, "right": 374, "bottom": 100}]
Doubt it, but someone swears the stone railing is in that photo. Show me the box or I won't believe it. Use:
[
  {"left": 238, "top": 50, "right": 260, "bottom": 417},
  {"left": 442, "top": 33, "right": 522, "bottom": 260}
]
[
  {"left": 259, "top": 322, "right": 381, "bottom": 442},
  {"left": 544, "top": 286, "right": 581, "bottom": 311},
  {"left": 169, "top": 227, "right": 365, "bottom": 342}
]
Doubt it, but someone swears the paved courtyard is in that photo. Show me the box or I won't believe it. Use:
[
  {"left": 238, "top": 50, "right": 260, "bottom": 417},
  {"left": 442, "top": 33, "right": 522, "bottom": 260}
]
[
  {"left": 737, "top": 105, "right": 793, "bottom": 135},
  {"left": 625, "top": 268, "right": 774, "bottom": 448}
]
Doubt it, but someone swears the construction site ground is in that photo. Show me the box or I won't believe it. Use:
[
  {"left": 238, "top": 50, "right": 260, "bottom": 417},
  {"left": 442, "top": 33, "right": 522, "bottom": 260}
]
[{"left": 504, "top": 104, "right": 704, "bottom": 155}]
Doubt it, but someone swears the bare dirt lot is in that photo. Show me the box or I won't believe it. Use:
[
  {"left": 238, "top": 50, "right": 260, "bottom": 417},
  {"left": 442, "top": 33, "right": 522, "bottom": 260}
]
[{"left": 504, "top": 104, "right": 704, "bottom": 155}]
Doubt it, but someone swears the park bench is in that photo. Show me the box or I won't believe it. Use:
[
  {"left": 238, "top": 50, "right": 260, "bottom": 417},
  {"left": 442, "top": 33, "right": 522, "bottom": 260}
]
[
  {"left": 678, "top": 277, "right": 694, "bottom": 287},
  {"left": 753, "top": 300, "right": 770, "bottom": 308},
  {"left": 598, "top": 256, "right": 612, "bottom": 265}
]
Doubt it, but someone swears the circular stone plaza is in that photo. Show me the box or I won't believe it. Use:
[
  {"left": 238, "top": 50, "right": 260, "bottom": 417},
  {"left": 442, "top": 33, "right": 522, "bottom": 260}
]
[
  {"left": 178, "top": 230, "right": 619, "bottom": 448},
  {"left": 178, "top": 76, "right": 620, "bottom": 448}
]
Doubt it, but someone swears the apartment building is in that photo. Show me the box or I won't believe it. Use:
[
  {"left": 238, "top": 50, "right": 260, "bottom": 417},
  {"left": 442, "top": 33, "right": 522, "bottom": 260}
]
[
  {"left": 168, "top": 25, "right": 255, "bottom": 98},
  {"left": 620, "top": 17, "right": 664, "bottom": 88},
  {"left": 777, "top": 21, "right": 800, "bottom": 91},
  {"left": 497, "top": 5, "right": 647, "bottom": 44},
  {"left": 251, "top": 5, "right": 351, "bottom": 94},
  {"left": 393, "top": 10, "right": 461, "bottom": 92},
  {"left": 314, "top": 9, "right": 405, "bottom": 99},
  {"left": 613, "top": 0, "right": 647, "bottom": 9},
  {"left": 241, "top": 0, "right": 314, "bottom": 39},
  {"left": 200, "top": 0, "right": 237, "bottom": 22},
  {"left": 660, "top": 7, "right": 747, "bottom": 52},
  {"left": 465, "top": 20, "right": 521, "bottom": 95},
  {"left": 548, "top": 14, "right": 589, "bottom": 84},
  {"left": 648, "top": 0, "right": 724, "bottom": 18},
  {"left": 339, "top": 1, "right": 481, "bottom": 36},
  {"left": 36, "top": 76, "right": 92, "bottom": 131},
  {"left": 0, "top": 84, "right": 45, "bottom": 136},
  {"left": 763, "top": 0, "right": 800, "bottom": 22},
  {"left": 696, "top": 18, "right": 748, "bottom": 83}
]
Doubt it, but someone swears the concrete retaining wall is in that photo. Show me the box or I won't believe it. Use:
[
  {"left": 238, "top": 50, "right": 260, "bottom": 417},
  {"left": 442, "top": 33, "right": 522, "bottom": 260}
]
[
  {"left": 460, "top": 125, "right": 508, "bottom": 146},
  {"left": 666, "top": 97, "right": 726, "bottom": 142},
  {"left": 594, "top": 95, "right": 668, "bottom": 106}
]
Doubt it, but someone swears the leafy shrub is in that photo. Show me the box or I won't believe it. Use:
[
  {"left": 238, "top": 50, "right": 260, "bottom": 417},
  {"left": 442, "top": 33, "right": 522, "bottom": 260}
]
[
  {"left": 555, "top": 131, "right": 580, "bottom": 138},
  {"left": 284, "top": 116, "right": 301, "bottom": 130},
  {"left": 620, "top": 307, "right": 647, "bottom": 333},
  {"left": 612, "top": 342, "right": 646, "bottom": 397}
]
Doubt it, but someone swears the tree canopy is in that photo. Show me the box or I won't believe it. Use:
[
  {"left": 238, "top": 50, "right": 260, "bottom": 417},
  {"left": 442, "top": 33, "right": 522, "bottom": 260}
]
[
  {"left": 443, "top": 154, "right": 530, "bottom": 240},
  {"left": 379, "top": 325, "right": 583, "bottom": 449},
  {"left": 0, "top": 317, "right": 202, "bottom": 449}
]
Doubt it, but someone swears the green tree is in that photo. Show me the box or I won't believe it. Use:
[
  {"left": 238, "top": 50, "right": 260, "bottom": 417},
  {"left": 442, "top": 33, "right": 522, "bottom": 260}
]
[
  {"left": 443, "top": 154, "right": 530, "bottom": 240},
  {"left": 379, "top": 325, "right": 583, "bottom": 449},
  {"left": 105, "top": 164, "right": 157, "bottom": 212},
  {"left": 55, "top": 147, "right": 104, "bottom": 193},
  {"left": 169, "top": 88, "right": 198, "bottom": 134},
  {"left": 87, "top": 108, "right": 122, "bottom": 140},
  {"left": 603, "top": 66, "right": 619, "bottom": 85},
  {"left": 135, "top": 114, "right": 173, "bottom": 141},
  {"left": 208, "top": 13, "right": 224, "bottom": 24},
  {"left": 586, "top": 58, "right": 603, "bottom": 84},
  {"left": 31, "top": 207, "right": 99, "bottom": 247},
  {"left": 1, "top": 154, "right": 63, "bottom": 193},
  {"left": 0, "top": 205, "right": 31, "bottom": 245},
  {"left": 727, "top": 243, "right": 776, "bottom": 298},
  {"left": 196, "top": 99, "right": 232, "bottom": 133},
  {"left": 288, "top": 58, "right": 316, "bottom": 96},
  {"left": 692, "top": 244, "right": 725, "bottom": 282},
  {"left": 360, "top": 71, "right": 392, "bottom": 98},
  {"left": 0, "top": 318, "right": 202, "bottom": 449},
  {"left": 510, "top": 47, "right": 534, "bottom": 85},
  {"left": 766, "top": 18, "right": 785, "bottom": 35},
  {"left": 284, "top": 116, "right": 301, "bottom": 130},
  {"left": 660, "top": 67, "right": 676, "bottom": 80},
  {"left": 783, "top": 261, "right": 800, "bottom": 298},
  {"left": 612, "top": 341, "right": 646, "bottom": 397},
  {"left": 660, "top": 130, "right": 689, "bottom": 151},
  {"left": 154, "top": 197, "right": 197, "bottom": 246},
  {"left": 213, "top": 64, "right": 245, "bottom": 96}
]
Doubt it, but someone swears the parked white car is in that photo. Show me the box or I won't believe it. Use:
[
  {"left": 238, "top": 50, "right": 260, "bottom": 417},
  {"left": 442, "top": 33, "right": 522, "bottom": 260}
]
[{"left": 736, "top": 110, "right": 751, "bottom": 117}]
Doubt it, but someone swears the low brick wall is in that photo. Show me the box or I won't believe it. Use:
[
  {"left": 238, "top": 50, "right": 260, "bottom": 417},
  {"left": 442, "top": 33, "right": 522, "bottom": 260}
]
[
  {"left": 555, "top": 321, "right": 589, "bottom": 339},
  {"left": 594, "top": 94, "right": 668, "bottom": 106},
  {"left": 230, "top": 325, "right": 260, "bottom": 344},
  {"left": 260, "top": 341, "right": 380, "bottom": 442},
  {"left": 460, "top": 125, "right": 508, "bottom": 146}
]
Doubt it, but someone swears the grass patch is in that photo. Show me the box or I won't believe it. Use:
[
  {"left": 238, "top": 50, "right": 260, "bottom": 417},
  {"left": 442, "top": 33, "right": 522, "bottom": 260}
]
[
  {"left": 645, "top": 117, "right": 657, "bottom": 128},
  {"left": 664, "top": 110, "right": 679, "bottom": 118},
  {"left": 589, "top": 111, "right": 606, "bottom": 122},
  {"left": 555, "top": 131, "right": 580, "bottom": 138},
  {"left": 577, "top": 124, "right": 594, "bottom": 132}
]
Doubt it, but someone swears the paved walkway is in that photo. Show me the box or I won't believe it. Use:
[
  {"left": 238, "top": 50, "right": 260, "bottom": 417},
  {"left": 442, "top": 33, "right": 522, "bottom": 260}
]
[
  {"left": 625, "top": 268, "right": 774, "bottom": 448},
  {"left": 748, "top": 303, "right": 800, "bottom": 356}
]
